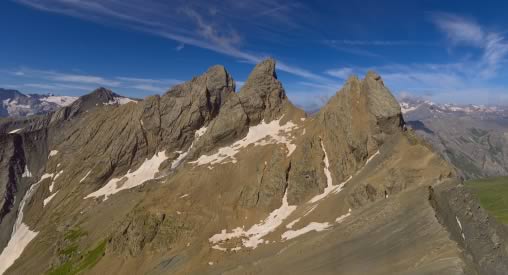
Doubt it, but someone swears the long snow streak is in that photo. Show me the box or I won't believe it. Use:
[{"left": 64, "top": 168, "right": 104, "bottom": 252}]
[
  {"left": 85, "top": 151, "right": 168, "bottom": 201},
  {"left": 281, "top": 222, "right": 331, "bottom": 240},
  {"left": 191, "top": 118, "right": 298, "bottom": 167},
  {"left": 309, "top": 143, "right": 380, "bottom": 203},
  {"left": 43, "top": 191, "right": 59, "bottom": 207},
  {"left": 210, "top": 186, "right": 296, "bottom": 249},
  {"left": 0, "top": 181, "right": 41, "bottom": 275},
  {"left": 309, "top": 140, "right": 351, "bottom": 203}
]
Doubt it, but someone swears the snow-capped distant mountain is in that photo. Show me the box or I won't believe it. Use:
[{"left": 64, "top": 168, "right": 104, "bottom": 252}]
[
  {"left": 37, "top": 95, "right": 77, "bottom": 107},
  {"left": 0, "top": 88, "right": 78, "bottom": 118},
  {"left": 400, "top": 96, "right": 508, "bottom": 180},
  {"left": 399, "top": 96, "right": 508, "bottom": 121},
  {"left": 0, "top": 88, "right": 138, "bottom": 118}
]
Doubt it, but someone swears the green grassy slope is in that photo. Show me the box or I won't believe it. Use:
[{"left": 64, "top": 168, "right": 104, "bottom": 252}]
[{"left": 466, "top": 176, "right": 508, "bottom": 224}]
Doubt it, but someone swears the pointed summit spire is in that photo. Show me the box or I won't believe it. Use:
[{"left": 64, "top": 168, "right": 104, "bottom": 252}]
[{"left": 239, "top": 58, "right": 288, "bottom": 124}]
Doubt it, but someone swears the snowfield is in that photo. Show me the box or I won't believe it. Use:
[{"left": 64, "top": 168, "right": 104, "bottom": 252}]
[
  {"left": 210, "top": 186, "right": 296, "bottom": 249},
  {"left": 40, "top": 95, "right": 78, "bottom": 107},
  {"left": 0, "top": 180, "right": 41, "bottom": 275},
  {"left": 191, "top": 118, "right": 298, "bottom": 167},
  {"left": 43, "top": 191, "right": 59, "bottom": 207},
  {"left": 281, "top": 221, "right": 331, "bottom": 240},
  {"left": 105, "top": 97, "right": 136, "bottom": 105},
  {"left": 85, "top": 151, "right": 168, "bottom": 200},
  {"left": 48, "top": 150, "right": 59, "bottom": 158}
]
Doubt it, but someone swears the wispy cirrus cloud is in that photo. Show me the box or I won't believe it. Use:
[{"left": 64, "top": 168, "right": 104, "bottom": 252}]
[
  {"left": 3, "top": 67, "right": 182, "bottom": 95},
  {"left": 325, "top": 68, "right": 353, "bottom": 79},
  {"left": 324, "top": 40, "right": 436, "bottom": 47},
  {"left": 429, "top": 12, "right": 508, "bottom": 78},
  {"left": 49, "top": 73, "right": 121, "bottom": 87},
  {"left": 14, "top": 0, "right": 327, "bottom": 82}
]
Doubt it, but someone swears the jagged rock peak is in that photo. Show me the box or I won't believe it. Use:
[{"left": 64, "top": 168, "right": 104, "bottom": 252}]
[
  {"left": 361, "top": 71, "right": 401, "bottom": 120},
  {"left": 84, "top": 87, "right": 117, "bottom": 101},
  {"left": 365, "top": 70, "right": 382, "bottom": 81},
  {"left": 167, "top": 65, "right": 235, "bottom": 98},
  {"left": 238, "top": 58, "right": 287, "bottom": 123},
  {"left": 205, "top": 65, "right": 235, "bottom": 92}
]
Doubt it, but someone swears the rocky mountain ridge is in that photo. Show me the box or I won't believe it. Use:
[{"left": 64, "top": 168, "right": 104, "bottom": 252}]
[
  {"left": 0, "top": 59, "right": 506, "bottom": 274},
  {"left": 0, "top": 88, "right": 137, "bottom": 119}
]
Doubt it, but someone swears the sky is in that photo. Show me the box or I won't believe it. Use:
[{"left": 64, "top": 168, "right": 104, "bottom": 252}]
[{"left": 2, "top": 0, "right": 508, "bottom": 110}]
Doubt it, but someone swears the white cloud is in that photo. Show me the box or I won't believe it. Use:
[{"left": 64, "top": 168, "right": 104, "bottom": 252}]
[
  {"left": 430, "top": 12, "right": 508, "bottom": 78},
  {"left": 430, "top": 13, "right": 485, "bottom": 47},
  {"left": 325, "top": 68, "right": 353, "bottom": 79},
  {"left": 4, "top": 68, "right": 180, "bottom": 96},
  {"left": 49, "top": 73, "right": 121, "bottom": 87},
  {"left": 324, "top": 40, "right": 434, "bottom": 46},
  {"left": 132, "top": 84, "right": 166, "bottom": 93}
]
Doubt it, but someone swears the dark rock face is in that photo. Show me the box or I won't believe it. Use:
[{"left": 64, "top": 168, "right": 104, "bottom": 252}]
[{"left": 0, "top": 134, "right": 27, "bottom": 249}]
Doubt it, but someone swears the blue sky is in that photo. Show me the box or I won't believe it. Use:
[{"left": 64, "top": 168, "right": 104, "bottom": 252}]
[{"left": 2, "top": 0, "right": 508, "bottom": 110}]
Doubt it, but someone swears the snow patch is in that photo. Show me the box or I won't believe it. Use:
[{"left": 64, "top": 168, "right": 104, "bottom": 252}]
[
  {"left": 281, "top": 222, "right": 331, "bottom": 240},
  {"left": 48, "top": 150, "right": 58, "bottom": 158},
  {"left": 43, "top": 191, "right": 59, "bottom": 207},
  {"left": 400, "top": 102, "right": 418, "bottom": 114},
  {"left": 85, "top": 151, "right": 168, "bottom": 200},
  {"left": 335, "top": 209, "right": 352, "bottom": 223},
  {"left": 309, "top": 140, "right": 349, "bottom": 203},
  {"left": 212, "top": 245, "right": 227, "bottom": 251},
  {"left": 105, "top": 97, "right": 136, "bottom": 105},
  {"left": 456, "top": 216, "right": 465, "bottom": 240},
  {"left": 22, "top": 167, "right": 32, "bottom": 178},
  {"left": 0, "top": 181, "right": 41, "bottom": 275},
  {"left": 49, "top": 171, "right": 63, "bottom": 192},
  {"left": 79, "top": 170, "right": 91, "bottom": 183},
  {"left": 310, "top": 149, "right": 379, "bottom": 203},
  {"left": 171, "top": 126, "right": 207, "bottom": 170},
  {"left": 171, "top": 150, "right": 190, "bottom": 170},
  {"left": 286, "top": 218, "right": 301, "bottom": 229},
  {"left": 40, "top": 95, "right": 77, "bottom": 107},
  {"left": 192, "top": 118, "right": 298, "bottom": 166},
  {"left": 195, "top": 126, "right": 207, "bottom": 139},
  {"left": 209, "top": 186, "right": 296, "bottom": 249}
]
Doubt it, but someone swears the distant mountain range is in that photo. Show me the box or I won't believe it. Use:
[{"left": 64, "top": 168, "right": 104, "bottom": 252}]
[
  {"left": 0, "top": 88, "right": 77, "bottom": 118},
  {"left": 0, "top": 88, "right": 136, "bottom": 118},
  {"left": 401, "top": 97, "right": 508, "bottom": 180}
]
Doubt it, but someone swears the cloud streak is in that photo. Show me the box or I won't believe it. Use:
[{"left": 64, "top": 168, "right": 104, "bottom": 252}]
[
  {"left": 4, "top": 67, "right": 181, "bottom": 95},
  {"left": 14, "top": 0, "right": 328, "bottom": 82},
  {"left": 430, "top": 12, "right": 508, "bottom": 78}
]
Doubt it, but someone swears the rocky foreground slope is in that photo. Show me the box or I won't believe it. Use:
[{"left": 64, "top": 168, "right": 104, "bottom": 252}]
[{"left": 0, "top": 59, "right": 507, "bottom": 274}]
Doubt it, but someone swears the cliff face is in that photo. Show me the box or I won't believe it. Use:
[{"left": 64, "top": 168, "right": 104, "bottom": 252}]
[{"left": 0, "top": 59, "right": 505, "bottom": 275}]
